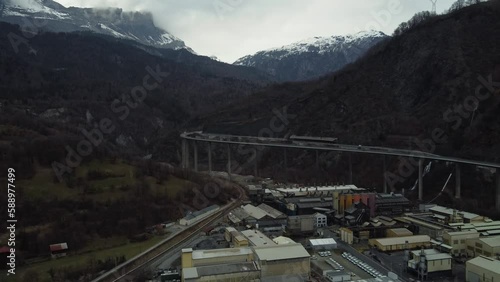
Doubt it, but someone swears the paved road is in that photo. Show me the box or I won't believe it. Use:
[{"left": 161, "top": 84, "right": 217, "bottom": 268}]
[{"left": 181, "top": 132, "right": 500, "bottom": 168}]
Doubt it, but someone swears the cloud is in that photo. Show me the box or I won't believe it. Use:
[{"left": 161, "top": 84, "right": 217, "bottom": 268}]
[{"left": 55, "top": 0, "right": 457, "bottom": 63}]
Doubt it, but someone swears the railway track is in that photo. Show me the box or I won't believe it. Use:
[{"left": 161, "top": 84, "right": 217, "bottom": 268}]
[{"left": 94, "top": 180, "right": 245, "bottom": 282}]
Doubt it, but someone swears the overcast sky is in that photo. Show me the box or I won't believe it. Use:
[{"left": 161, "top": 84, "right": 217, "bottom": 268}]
[{"left": 55, "top": 0, "right": 457, "bottom": 63}]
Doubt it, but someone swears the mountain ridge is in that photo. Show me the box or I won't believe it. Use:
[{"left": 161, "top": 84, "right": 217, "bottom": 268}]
[
  {"left": 234, "top": 30, "right": 389, "bottom": 81},
  {"left": 0, "top": 0, "right": 194, "bottom": 52}
]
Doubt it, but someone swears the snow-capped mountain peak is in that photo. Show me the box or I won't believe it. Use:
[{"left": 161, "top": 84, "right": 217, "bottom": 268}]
[
  {"left": 0, "top": 0, "right": 193, "bottom": 52},
  {"left": 234, "top": 31, "right": 389, "bottom": 81}
]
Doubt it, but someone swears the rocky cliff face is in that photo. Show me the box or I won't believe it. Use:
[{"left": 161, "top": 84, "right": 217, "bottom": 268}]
[{"left": 0, "top": 0, "right": 193, "bottom": 51}]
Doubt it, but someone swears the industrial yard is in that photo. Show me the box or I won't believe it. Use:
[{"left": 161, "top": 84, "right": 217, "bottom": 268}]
[{"left": 132, "top": 171, "right": 487, "bottom": 281}]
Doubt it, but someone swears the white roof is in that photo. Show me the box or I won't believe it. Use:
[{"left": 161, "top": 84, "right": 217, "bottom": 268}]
[
  {"left": 372, "top": 235, "right": 430, "bottom": 246},
  {"left": 241, "top": 229, "right": 276, "bottom": 247},
  {"left": 478, "top": 236, "right": 500, "bottom": 248},
  {"left": 253, "top": 243, "right": 310, "bottom": 261},
  {"left": 191, "top": 247, "right": 253, "bottom": 260},
  {"left": 429, "top": 205, "right": 481, "bottom": 220},
  {"left": 257, "top": 203, "right": 285, "bottom": 218},
  {"left": 275, "top": 184, "right": 363, "bottom": 194},
  {"left": 411, "top": 249, "right": 452, "bottom": 261},
  {"left": 273, "top": 236, "right": 296, "bottom": 245},
  {"left": 242, "top": 204, "right": 267, "bottom": 219},
  {"left": 182, "top": 267, "right": 199, "bottom": 279},
  {"left": 467, "top": 256, "right": 500, "bottom": 273},
  {"left": 309, "top": 238, "right": 337, "bottom": 246}
]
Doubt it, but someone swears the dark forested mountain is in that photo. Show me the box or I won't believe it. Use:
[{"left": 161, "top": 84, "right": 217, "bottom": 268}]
[
  {"left": 234, "top": 31, "right": 389, "bottom": 81},
  {"left": 0, "top": 21, "right": 271, "bottom": 169},
  {"left": 0, "top": 0, "right": 193, "bottom": 51},
  {"left": 201, "top": 1, "right": 500, "bottom": 163}
]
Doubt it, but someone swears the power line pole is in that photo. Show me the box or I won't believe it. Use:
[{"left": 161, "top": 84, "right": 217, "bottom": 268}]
[{"left": 430, "top": 0, "right": 438, "bottom": 13}]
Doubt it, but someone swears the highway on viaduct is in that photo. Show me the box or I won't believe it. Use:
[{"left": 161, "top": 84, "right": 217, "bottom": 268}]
[{"left": 180, "top": 131, "right": 500, "bottom": 207}]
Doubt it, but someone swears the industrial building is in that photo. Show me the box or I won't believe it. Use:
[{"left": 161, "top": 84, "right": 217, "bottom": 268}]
[
  {"left": 241, "top": 229, "right": 277, "bottom": 247},
  {"left": 182, "top": 262, "right": 261, "bottom": 282},
  {"left": 429, "top": 206, "right": 484, "bottom": 223},
  {"left": 228, "top": 204, "right": 287, "bottom": 229},
  {"left": 395, "top": 213, "right": 451, "bottom": 239},
  {"left": 466, "top": 255, "right": 500, "bottom": 282},
  {"left": 407, "top": 249, "right": 452, "bottom": 278},
  {"left": 374, "top": 193, "right": 411, "bottom": 216},
  {"left": 287, "top": 214, "right": 315, "bottom": 234},
  {"left": 386, "top": 228, "right": 413, "bottom": 238},
  {"left": 466, "top": 236, "right": 500, "bottom": 258},
  {"left": 369, "top": 235, "right": 431, "bottom": 251},
  {"left": 333, "top": 192, "right": 376, "bottom": 217},
  {"left": 324, "top": 270, "right": 351, "bottom": 282},
  {"left": 181, "top": 230, "right": 311, "bottom": 282},
  {"left": 314, "top": 212, "right": 327, "bottom": 227},
  {"left": 179, "top": 205, "right": 219, "bottom": 226},
  {"left": 272, "top": 236, "right": 295, "bottom": 245},
  {"left": 308, "top": 238, "right": 337, "bottom": 250},
  {"left": 275, "top": 184, "right": 364, "bottom": 197},
  {"left": 253, "top": 243, "right": 311, "bottom": 281},
  {"left": 442, "top": 230, "right": 479, "bottom": 256},
  {"left": 283, "top": 196, "right": 334, "bottom": 215},
  {"left": 181, "top": 247, "right": 254, "bottom": 269}
]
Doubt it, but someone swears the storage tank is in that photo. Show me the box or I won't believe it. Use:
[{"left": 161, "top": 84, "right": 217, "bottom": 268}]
[
  {"left": 339, "top": 194, "right": 345, "bottom": 214},
  {"left": 346, "top": 194, "right": 353, "bottom": 209},
  {"left": 353, "top": 194, "right": 361, "bottom": 204}
]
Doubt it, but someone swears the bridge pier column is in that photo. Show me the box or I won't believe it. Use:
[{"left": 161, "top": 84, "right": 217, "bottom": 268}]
[
  {"left": 208, "top": 142, "right": 212, "bottom": 173},
  {"left": 181, "top": 139, "right": 186, "bottom": 169},
  {"left": 284, "top": 148, "right": 288, "bottom": 183},
  {"left": 418, "top": 158, "right": 424, "bottom": 201},
  {"left": 185, "top": 140, "right": 190, "bottom": 169},
  {"left": 227, "top": 144, "right": 231, "bottom": 181},
  {"left": 349, "top": 153, "right": 353, "bottom": 184},
  {"left": 455, "top": 164, "right": 461, "bottom": 199},
  {"left": 193, "top": 141, "right": 198, "bottom": 172},
  {"left": 383, "top": 155, "right": 388, "bottom": 193},
  {"left": 316, "top": 150, "right": 319, "bottom": 169},
  {"left": 254, "top": 148, "right": 258, "bottom": 177},
  {"left": 496, "top": 170, "right": 500, "bottom": 211}
]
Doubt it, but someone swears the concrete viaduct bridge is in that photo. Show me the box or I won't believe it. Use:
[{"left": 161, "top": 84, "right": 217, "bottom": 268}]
[{"left": 180, "top": 131, "right": 500, "bottom": 209}]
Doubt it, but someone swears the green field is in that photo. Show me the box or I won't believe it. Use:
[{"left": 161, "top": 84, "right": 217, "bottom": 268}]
[
  {"left": 12, "top": 235, "right": 168, "bottom": 282},
  {"left": 18, "top": 159, "right": 188, "bottom": 202},
  {"left": 2, "top": 159, "right": 193, "bottom": 281}
]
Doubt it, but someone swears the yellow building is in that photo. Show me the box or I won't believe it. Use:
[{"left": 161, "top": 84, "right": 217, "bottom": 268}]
[
  {"left": 369, "top": 235, "right": 431, "bottom": 251},
  {"left": 466, "top": 255, "right": 500, "bottom": 282},
  {"left": 466, "top": 236, "right": 500, "bottom": 258},
  {"left": 233, "top": 235, "right": 248, "bottom": 247},
  {"left": 407, "top": 249, "right": 452, "bottom": 275},
  {"left": 387, "top": 228, "right": 413, "bottom": 238},
  {"left": 442, "top": 230, "right": 479, "bottom": 256},
  {"left": 253, "top": 243, "right": 311, "bottom": 281}
]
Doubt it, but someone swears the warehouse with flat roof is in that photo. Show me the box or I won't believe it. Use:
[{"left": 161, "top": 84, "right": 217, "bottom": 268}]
[
  {"left": 369, "top": 235, "right": 431, "bottom": 251},
  {"left": 241, "top": 229, "right": 277, "bottom": 247},
  {"left": 466, "top": 256, "right": 500, "bottom": 282},
  {"left": 466, "top": 235, "right": 500, "bottom": 258},
  {"left": 253, "top": 243, "right": 311, "bottom": 281},
  {"left": 182, "top": 261, "right": 261, "bottom": 282}
]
